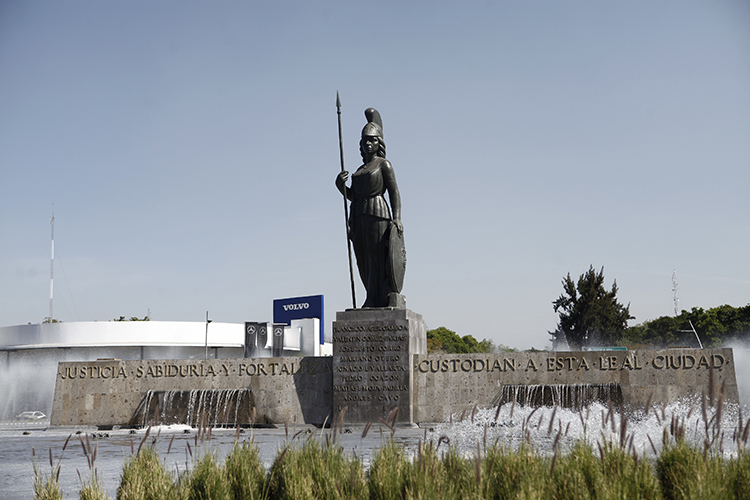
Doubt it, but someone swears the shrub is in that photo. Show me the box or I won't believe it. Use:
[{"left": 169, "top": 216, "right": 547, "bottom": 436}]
[
  {"left": 367, "top": 440, "right": 408, "bottom": 500},
  {"left": 726, "top": 451, "right": 750, "bottom": 500},
  {"left": 656, "top": 442, "right": 726, "bottom": 500},
  {"left": 223, "top": 441, "right": 266, "bottom": 500},
  {"left": 117, "top": 447, "right": 178, "bottom": 500},
  {"left": 33, "top": 448, "right": 64, "bottom": 500},
  {"left": 267, "top": 438, "right": 367, "bottom": 500},
  {"left": 183, "top": 451, "right": 232, "bottom": 500},
  {"left": 483, "top": 444, "right": 551, "bottom": 500},
  {"left": 78, "top": 473, "right": 109, "bottom": 500}
]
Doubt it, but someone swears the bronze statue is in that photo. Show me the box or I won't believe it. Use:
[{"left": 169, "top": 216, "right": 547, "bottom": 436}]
[{"left": 336, "top": 108, "right": 406, "bottom": 308}]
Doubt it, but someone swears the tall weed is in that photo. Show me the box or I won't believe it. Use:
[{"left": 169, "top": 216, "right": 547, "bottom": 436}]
[
  {"left": 400, "top": 442, "right": 477, "bottom": 500},
  {"left": 596, "top": 443, "right": 660, "bottom": 500},
  {"left": 78, "top": 472, "right": 109, "bottom": 500},
  {"left": 183, "top": 451, "right": 232, "bottom": 500},
  {"left": 32, "top": 455, "right": 63, "bottom": 500},
  {"left": 367, "top": 440, "right": 408, "bottom": 500},
  {"left": 117, "top": 446, "right": 178, "bottom": 500},
  {"left": 482, "top": 444, "right": 551, "bottom": 500},
  {"left": 267, "top": 438, "right": 367, "bottom": 500},
  {"left": 32, "top": 440, "right": 69, "bottom": 500},
  {"left": 726, "top": 451, "right": 750, "bottom": 500},
  {"left": 28, "top": 421, "right": 750, "bottom": 500},
  {"left": 77, "top": 434, "right": 110, "bottom": 500},
  {"left": 223, "top": 441, "right": 266, "bottom": 500},
  {"left": 656, "top": 442, "right": 727, "bottom": 500}
]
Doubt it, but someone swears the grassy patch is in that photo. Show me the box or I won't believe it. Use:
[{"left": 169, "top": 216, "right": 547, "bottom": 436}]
[
  {"left": 118, "top": 446, "right": 178, "bottom": 500},
  {"left": 29, "top": 420, "right": 750, "bottom": 500},
  {"left": 224, "top": 441, "right": 267, "bottom": 500},
  {"left": 267, "top": 438, "right": 367, "bottom": 500}
]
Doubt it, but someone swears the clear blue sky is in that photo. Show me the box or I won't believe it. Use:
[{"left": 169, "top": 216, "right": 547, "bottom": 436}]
[{"left": 1, "top": 1, "right": 748, "bottom": 349}]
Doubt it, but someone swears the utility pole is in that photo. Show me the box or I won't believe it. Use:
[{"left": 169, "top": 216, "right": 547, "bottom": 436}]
[
  {"left": 204, "top": 311, "right": 212, "bottom": 359},
  {"left": 49, "top": 212, "right": 55, "bottom": 321}
]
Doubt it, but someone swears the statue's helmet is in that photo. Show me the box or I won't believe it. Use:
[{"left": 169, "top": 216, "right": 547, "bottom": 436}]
[
  {"left": 361, "top": 122, "right": 382, "bottom": 138},
  {"left": 361, "top": 107, "right": 383, "bottom": 138}
]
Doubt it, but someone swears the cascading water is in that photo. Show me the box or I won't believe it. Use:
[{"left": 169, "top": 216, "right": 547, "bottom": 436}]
[
  {"left": 129, "top": 389, "right": 255, "bottom": 428},
  {"left": 492, "top": 383, "right": 623, "bottom": 409},
  {"left": 435, "top": 394, "right": 749, "bottom": 459}
]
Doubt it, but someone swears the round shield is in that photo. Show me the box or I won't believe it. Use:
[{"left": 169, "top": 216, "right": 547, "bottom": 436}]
[{"left": 388, "top": 225, "right": 406, "bottom": 293}]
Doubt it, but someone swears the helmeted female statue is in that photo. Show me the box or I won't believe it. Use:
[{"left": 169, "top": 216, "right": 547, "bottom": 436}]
[{"left": 336, "top": 108, "right": 405, "bottom": 308}]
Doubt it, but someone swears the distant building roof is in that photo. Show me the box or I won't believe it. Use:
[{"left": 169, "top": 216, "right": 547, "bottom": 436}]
[{"left": 0, "top": 321, "right": 244, "bottom": 350}]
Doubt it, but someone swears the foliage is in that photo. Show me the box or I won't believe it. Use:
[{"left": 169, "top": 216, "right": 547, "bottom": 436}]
[
  {"left": 426, "top": 336, "right": 443, "bottom": 354},
  {"left": 551, "top": 265, "right": 633, "bottom": 349},
  {"left": 370, "top": 440, "right": 484, "bottom": 499},
  {"left": 267, "top": 439, "right": 367, "bottom": 500},
  {"left": 368, "top": 438, "right": 664, "bottom": 500},
  {"left": 556, "top": 441, "right": 659, "bottom": 500},
  {"left": 32, "top": 456, "right": 63, "bottom": 500},
  {"left": 42, "top": 317, "right": 62, "bottom": 324},
  {"left": 403, "top": 443, "right": 478, "bottom": 499},
  {"left": 623, "top": 304, "right": 750, "bottom": 348},
  {"left": 29, "top": 430, "right": 750, "bottom": 500},
  {"left": 117, "top": 447, "right": 178, "bottom": 500},
  {"left": 114, "top": 316, "right": 150, "bottom": 322},
  {"left": 78, "top": 473, "right": 109, "bottom": 500},
  {"left": 482, "top": 444, "right": 550, "bottom": 499},
  {"left": 426, "top": 327, "right": 496, "bottom": 354},
  {"left": 726, "top": 451, "right": 750, "bottom": 500},
  {"left": 494, "top": 343, "right": 518, "bottom": 353},
  {"left": 183, "top": 451, "right": 232, "bottom": 500},
  {"left": 223, "top": 441, "right": 266, "bottom": 500},
  {"left": 366, "top": 440, "right": 407, "bottom": 500},
  {"left": 656, "top": 442, "right": 727, "bottom": 500}
]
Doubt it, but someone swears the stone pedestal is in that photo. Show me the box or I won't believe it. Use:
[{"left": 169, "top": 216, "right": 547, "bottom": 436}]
[{"left": 332, "top": 309, "right": 426, "bottom": 423}]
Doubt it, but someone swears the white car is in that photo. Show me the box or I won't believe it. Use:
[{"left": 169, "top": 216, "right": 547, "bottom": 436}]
[{"left": 16, "top": 411, "right": 46, "bottom": 420}]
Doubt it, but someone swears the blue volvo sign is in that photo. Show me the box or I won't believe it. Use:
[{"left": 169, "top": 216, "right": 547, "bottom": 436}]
[{"left": 273, "top": 295, "right": 324, "bottom": 344}]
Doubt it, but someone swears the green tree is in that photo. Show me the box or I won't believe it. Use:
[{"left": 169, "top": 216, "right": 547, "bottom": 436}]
[
  {"left": 623, "top": 303, "right": 750, "bottom": 348},
  {"left": 551, "top": 265, "right": 633, "bottom": 349},
  {"left": 496, "top": 343, "right": 519, "bottom": 353},
  {"left": 426, "top": 327, "right": 495, "bottom": 354},
  {"left": 622, "top": 315, "right": 681, "bottom": 348},
  {"left": 427, "top": 327, "right": 466, "bottom": 353}
]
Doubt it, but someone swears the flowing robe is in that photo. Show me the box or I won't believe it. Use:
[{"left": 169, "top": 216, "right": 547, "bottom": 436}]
[{"left": 346, "top": 157, "right": 401, "bottom": 307}]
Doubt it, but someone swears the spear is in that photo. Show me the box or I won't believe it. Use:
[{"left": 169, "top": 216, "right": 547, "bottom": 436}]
[{"left": 337, "top": 92, "right": 357, "bottom": 308}]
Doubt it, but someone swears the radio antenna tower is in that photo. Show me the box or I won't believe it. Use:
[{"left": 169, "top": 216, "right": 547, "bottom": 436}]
[
  {"left": 49, "top": 211, "right": 55, "bottom": 321},
  {"left": 672, "top": 269, "right": 679, "bottom": 317}
]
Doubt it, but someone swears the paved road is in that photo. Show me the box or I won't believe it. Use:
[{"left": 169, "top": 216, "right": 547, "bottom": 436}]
[{"left": 0, "top": 423, "right": 427, "bottom": 500}]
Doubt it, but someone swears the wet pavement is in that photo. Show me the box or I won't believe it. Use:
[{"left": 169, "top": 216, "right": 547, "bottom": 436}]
[{"left": 0, "top": 421, "right": 428, "bottom": 500}]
